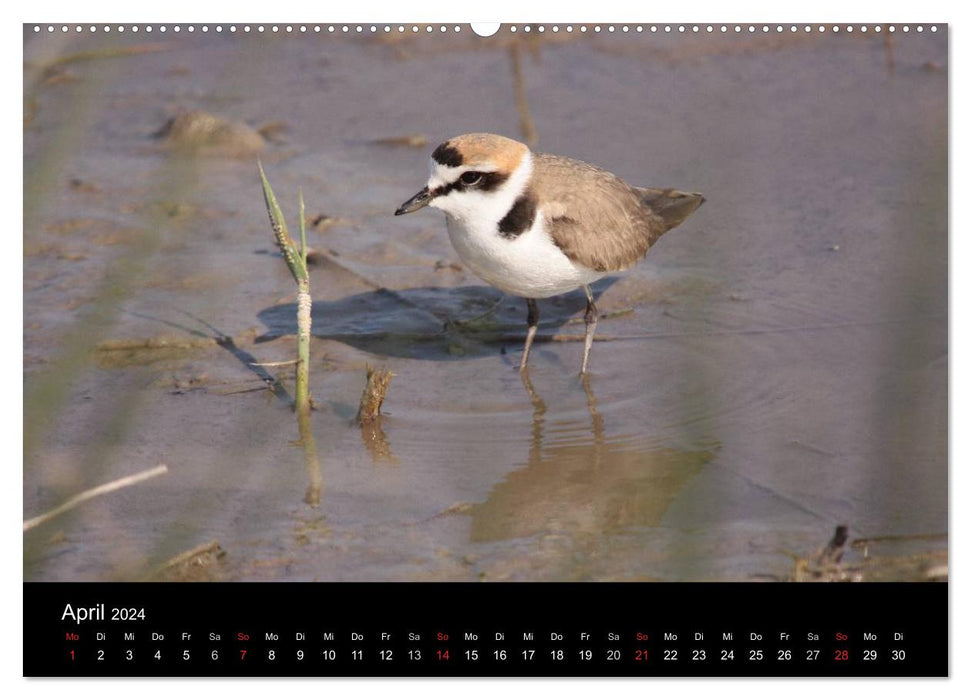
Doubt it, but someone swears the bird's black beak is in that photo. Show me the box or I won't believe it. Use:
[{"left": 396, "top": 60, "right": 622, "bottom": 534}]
[{"left": 395, "top": 186, "right": 432, "bottom": 216}]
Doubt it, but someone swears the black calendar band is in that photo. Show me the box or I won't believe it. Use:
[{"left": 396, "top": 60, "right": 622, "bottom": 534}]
[{"left": 24, "top": 581, "right": 947, "bottom": 677}]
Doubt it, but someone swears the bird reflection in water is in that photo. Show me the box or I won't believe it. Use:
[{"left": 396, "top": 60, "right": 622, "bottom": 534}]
[{"left": 469, "top": 370, "right": 713, "bottom": 544}]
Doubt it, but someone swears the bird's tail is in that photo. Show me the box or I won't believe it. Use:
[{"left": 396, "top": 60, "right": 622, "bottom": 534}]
[{"left": 637, "top": 188, "right": 706, "bottom": 233}]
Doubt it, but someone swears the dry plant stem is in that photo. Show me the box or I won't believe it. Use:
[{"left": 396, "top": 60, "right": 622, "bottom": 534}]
[
  {"left": 357, "top": 366, "right": 393, "bottom": 424},
  {"left": 509, "top": 42, "right": 537, "bottom": 147},
  {"left": 884, "top": 34, "right": 895, "bottom": 74},
  {"left": 23, "top": 465, "right": 169, "bottom": 531}
]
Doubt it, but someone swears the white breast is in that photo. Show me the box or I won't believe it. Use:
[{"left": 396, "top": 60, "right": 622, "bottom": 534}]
[
  {"left": 445, "top": 212, "right": 605, "bottom": 299},
  {"left": 428, "top": 149, "right": 605, "bottom": 299}
]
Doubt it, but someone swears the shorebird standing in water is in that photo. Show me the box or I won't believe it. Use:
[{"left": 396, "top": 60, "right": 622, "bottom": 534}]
[{"left": 396, "top": 133, "right": 704, "bottom": 374}]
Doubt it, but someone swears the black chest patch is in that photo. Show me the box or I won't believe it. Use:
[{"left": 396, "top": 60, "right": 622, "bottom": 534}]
[{"left": 498, "top": 192, "right": 537, "bottom": 239}]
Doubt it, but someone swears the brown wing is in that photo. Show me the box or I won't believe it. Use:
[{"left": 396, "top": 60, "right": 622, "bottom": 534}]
[{"left": 533, "top": 153, "right": 704, "bottom": 273}]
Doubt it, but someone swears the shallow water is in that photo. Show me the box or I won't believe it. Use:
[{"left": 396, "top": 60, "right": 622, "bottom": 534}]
[{"left": 24, "top": 26, "right": 947, "bottom": 581}]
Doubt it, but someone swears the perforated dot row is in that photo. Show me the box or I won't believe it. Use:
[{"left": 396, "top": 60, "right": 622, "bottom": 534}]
[
  {"left": 31, "top": 24, "right": 940, "bottom": 35},
  {"left": 30, "top": 24, "right": 463, "bottom": 34},
  {"left": 510, "top": 24, "right": 935, "bottom": 34}
]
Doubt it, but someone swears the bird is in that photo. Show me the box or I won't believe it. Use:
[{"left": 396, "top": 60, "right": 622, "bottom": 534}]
[{"left": 395, "top": 133, "right": 704, "bottom": 374}]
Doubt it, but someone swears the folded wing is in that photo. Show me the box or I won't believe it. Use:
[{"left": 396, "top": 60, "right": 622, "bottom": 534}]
[{"left": 534, "top": 153, "right": 704, "bottom": 273}]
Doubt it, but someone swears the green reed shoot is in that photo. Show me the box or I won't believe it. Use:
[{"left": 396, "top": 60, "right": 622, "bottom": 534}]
[{"left": 258, "top": 161, "right": 312, "bottom": 415}]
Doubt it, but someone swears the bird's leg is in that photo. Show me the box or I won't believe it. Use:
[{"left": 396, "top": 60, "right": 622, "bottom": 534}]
[
  {"left": 580, "top": 285, "right": 598, "bottom": 375},
  {"left": 520, "top": 298, "right": 539, "bottom": 371}
]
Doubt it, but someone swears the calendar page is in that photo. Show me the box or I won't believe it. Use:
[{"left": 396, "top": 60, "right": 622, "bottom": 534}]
[{"left": 22, "top": 20, "right": 948, "bottom": 677}]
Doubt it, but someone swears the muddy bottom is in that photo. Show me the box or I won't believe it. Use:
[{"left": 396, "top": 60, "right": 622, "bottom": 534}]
[{"left": 23, "top": 26, "right": 947, "bottom": 581}]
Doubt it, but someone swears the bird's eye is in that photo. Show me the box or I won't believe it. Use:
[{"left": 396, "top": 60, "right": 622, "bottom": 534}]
[{"left": 460, "top": 171, "right": 483, "bottom": 186}]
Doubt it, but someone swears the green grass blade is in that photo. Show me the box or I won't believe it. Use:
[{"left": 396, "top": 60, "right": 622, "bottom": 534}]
[{"left": 258, "top": 160, "right": 307, "bottom": 283}]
